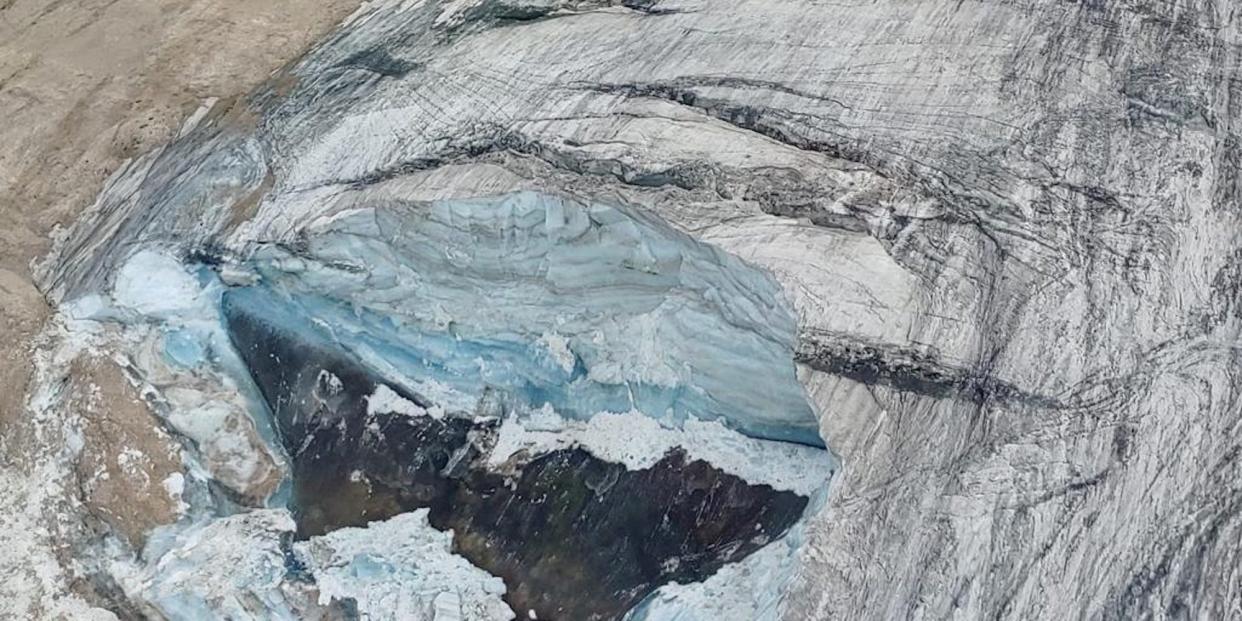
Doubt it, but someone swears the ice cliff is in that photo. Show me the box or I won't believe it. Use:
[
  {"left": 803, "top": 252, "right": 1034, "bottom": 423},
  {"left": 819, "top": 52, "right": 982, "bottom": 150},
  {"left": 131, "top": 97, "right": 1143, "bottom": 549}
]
[{"left": 228, "top": 190, "right": 821, "bottom": 446}]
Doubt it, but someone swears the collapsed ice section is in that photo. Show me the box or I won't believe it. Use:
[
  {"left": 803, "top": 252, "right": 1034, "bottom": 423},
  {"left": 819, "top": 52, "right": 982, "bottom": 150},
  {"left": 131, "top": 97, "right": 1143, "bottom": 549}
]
[
  {"left": 231, "top": 190, "right": 823, "bottom": 446},
  {"left": 222, "top": 282, "right": 822, "bottom": 617},
  {"left": 71, "top": 190, "right": 834, "bottom": 619},
  {"left": 117, "top": 510, "right": 306, "bottom": 619},
  {"left": 72, "top": 250, "right": 286, "bottom": 505},
  {"left": 293, "top": 510, "right": 514, "bottom": 620},
  {"left": 114, "top": 509, "right": 512, "bottom": 621}
]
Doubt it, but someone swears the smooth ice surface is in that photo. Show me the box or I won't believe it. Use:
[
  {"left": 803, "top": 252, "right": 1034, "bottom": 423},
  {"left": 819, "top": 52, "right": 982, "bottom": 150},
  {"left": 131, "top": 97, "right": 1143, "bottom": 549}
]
[
  {"left": 233, "top": 191, "right": 824, "bottom": 447},
  {"left": 163, "top": 328, "right": 207, "bottom": 368}
]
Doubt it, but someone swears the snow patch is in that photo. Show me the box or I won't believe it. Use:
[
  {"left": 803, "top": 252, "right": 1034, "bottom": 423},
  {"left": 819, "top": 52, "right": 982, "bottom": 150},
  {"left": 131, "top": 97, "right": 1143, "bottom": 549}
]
[
  {"left": 629, "top": 533, "right": 801, "bottom": 621},
  {"left": 119, "top": 510, "right": 307, "bottom": 619},
  {"left": 367, "top": 384, "right": 442, "bottom": 419},
  {"left": 489, "top": 407, "right": 832, "bottom": 496},
  {"left": 317, "top": 369, "right": 344, "bottom": 395},
  {"left": 294, "top": 509, "right": 514, "bottom": 620},
  {"left": 536, "top": 332, "right": 576, "bottom": 374}
]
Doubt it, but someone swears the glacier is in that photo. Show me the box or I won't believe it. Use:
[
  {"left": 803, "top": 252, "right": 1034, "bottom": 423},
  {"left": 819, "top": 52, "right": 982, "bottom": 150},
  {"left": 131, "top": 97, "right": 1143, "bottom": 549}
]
[{"left": 13, "top": 0, "right": 1242, "bottom": 617}]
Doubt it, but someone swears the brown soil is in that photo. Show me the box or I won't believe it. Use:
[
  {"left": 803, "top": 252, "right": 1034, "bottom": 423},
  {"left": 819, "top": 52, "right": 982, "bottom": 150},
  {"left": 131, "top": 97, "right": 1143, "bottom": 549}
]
[
  {"left": 68, "top": 355, "right": 184, "bottom": 549},
  {"left": 0, "top": 0, "right": 363, "bottom": 430}
]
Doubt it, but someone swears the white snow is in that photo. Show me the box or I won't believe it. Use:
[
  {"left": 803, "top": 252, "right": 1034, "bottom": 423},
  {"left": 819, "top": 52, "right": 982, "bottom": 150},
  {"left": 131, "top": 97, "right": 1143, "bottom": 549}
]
[
  {"left": 318, "top": 370, "right": 344, "bottom": 395},
  {"left": 367, "top": 384, "right": 442, "bottom": 419},
  {"left": 176, "top": 98, "right": 218, "bottom": 139},
  {"left": 111, "top": 250, "right": 206, "bottom": 319},
  {"left": 489, "top": 407, "right": 833, "bottom": 496},
  {"left": 294, "top": 510, "right": 514, "bottom": 621},
  {"left": 629, "top": 534, "right": 802, "bottom": 621},
  {"left": 162, "top": 473, "right": 188, "bottom": 516},
  {"left": 120, "top": 510, "right": 307, "bottom": 619},
  {"left": 536, "top": 332, "right": 576, "bottom": 374}
]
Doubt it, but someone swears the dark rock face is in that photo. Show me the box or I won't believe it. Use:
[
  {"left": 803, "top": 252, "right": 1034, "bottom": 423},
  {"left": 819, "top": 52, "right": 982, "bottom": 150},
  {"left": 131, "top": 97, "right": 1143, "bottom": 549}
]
[
  {"left": 222, "top": 289, "right": 808, "bottom": 620},
  {"left": 440, "top": 449, "right": 805, "bottom": 620}
]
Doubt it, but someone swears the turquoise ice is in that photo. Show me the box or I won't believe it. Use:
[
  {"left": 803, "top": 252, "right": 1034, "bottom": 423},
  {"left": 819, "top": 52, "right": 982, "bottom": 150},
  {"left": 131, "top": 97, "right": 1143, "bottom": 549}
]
[{"left": 229, "top": 191, "right": 823, "bottom": 447}]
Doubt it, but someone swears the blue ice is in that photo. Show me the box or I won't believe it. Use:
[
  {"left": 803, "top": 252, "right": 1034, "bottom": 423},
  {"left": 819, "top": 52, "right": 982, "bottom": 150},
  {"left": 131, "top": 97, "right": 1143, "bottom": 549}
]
[{"left": 224, "top": 191, "right": 823, "bottom": 446}]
